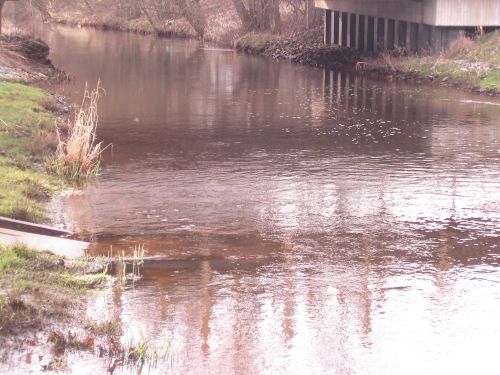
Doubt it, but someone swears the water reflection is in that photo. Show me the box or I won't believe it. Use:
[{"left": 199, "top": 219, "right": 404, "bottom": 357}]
[{"left": 34, "top": 25, "right": 500, "bottom": 374}]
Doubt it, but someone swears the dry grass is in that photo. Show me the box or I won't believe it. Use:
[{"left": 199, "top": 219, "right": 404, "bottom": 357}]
[
  {"left": 443, "top": 34, "right": 476, "bottom": 59},
  {"left": 54, "top": 81, "right": 109, "bottom": 180}
]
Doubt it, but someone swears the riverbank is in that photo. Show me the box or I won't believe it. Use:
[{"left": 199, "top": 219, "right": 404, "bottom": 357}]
[
  {"left": 235, "top": 30, "right": 500, "bottom": 96},
  {"left": 362, "top": 31, "right": 500, "bottom": 96},
  {"left": 0, "top": 36, "right": 126, "bottom": 372},
  {"left": 0, "top": 80, "right": 62, "bottom": 222},
  {"left": 0, "top": 241, "right": 161, "bottom": 373},
  {"left": 49, "top": 3, "right": 240, "bottom": 46},
  {"left": 235, "top": 30, "right": 360, "bottom": 69},
  {"left": 0, "top": 35, "right": 68, "bottom": 222},
  {"left": 0, "top": 243, "right": 110, "bottom": 371},
  {"left": 0, "top": 35, "right": 65, "bottom": 82},
  {"left": 24, "top": 4, "right": 499, "bottom": 95}
]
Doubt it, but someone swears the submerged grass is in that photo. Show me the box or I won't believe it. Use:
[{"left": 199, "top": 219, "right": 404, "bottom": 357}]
[{"left": 0, "top": 241, "right": 168, "bottom": 372}]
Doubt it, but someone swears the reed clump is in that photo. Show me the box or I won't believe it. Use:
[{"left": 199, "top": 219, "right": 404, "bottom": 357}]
[{"left": 54, "top": 81, "right": 109, "bottom": 180}]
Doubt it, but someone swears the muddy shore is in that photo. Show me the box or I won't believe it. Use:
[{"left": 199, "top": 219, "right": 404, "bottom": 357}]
[{"left": 0, "top": 34, "right": 66, "bottom": 82}]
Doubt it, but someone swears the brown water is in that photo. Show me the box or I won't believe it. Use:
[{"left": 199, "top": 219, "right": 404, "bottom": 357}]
[{"left": 40, "top": 25, "right": 500, "bottom": 374}]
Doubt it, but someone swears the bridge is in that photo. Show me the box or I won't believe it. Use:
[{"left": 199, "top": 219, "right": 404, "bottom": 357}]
[{"left": 315, "top": 0, "right": 500, "bottom": 52}]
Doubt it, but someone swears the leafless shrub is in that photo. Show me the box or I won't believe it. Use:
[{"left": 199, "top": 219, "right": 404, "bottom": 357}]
[
  {"left": 444, "top": 34, "right": 475, "bottom": 59},
  {"left": 381, "top": 52, "right": 396, "bottom": 71}
]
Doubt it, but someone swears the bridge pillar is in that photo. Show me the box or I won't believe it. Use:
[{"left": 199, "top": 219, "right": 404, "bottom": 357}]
[
  {"left": 346, "top": 12, "right": 351, "bottom": 47},
  {"left": 334, "top": 11, "right": 340, "bottom": 45},
  {"left": 338, "top": 11, "right": 343, "bottom": 46},
  {"left": 355, "top": 14, "right": 360, "bottom": 49},
  {"left": 394, "top": 20, "right": 399, "bottom": 47},
  {"left": 331, "top": 10, "right": 335, "bottom": 44},
  {"left": 417, "top": 23, "right": 424, "bottom": 51},
  {"left": 324, "top": 10, "right": 332, "bottom": 44},
  {"left": 363, "top": 15, "right": 369, "bottom": 52},
  {"left": 406, "top": 21, "right": 411, "bottom": 51},
  {"left": 383, "top": 18, "right": 389, "bottom": 50}
]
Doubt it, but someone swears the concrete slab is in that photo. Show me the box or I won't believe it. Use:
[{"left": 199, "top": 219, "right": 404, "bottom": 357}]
[
  {"left": 0, "top": 227, "right": 88, "bottom": 259},
  {"left": 0, "top": 216, "right": 73, "bottom": 237}
]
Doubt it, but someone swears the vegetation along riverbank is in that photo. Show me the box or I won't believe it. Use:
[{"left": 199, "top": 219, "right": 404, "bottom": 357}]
[
  {"left": 0, "top": 34, "right": 64, "bottom": 221},
  {"left": 362, "top": 31, "right": 500, "bottom": 96},
  {"left": 3, "top": 1, "right": 499, "bottom": 95},
  {"left": 0, "top": 35, "right": 146, "bottom": 372}
]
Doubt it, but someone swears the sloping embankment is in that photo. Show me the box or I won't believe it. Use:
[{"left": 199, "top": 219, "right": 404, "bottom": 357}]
[
  {"left": 362, "top": 31, "right": 500, "bottom": 96},
  {"left": 0, "top": 35, "right": 64, "bottom": 81}
]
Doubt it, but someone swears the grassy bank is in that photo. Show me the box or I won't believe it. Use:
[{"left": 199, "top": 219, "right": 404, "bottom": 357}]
[
  {"left": 0, "top": 33, "right": 108, "bottom": 220},
  {"left": 0, "top": 81, "right": 61, "bottom": 222},
  {"left": 0, "top": 243, "right": 165, "bottom": 372},
  {"left": 0, "top": 243, "right": 113, "bottom": 371},
  {"left": 236, "top": 30, "right": 500, "bottom": 95},
  {"left": 364, "top": 31, "right": 500, "bottom": 95},
  {"left": 0, "top": 243, "right": 108, "bottom": 334},
  {"left": 0, "top": 39, "right": 153, "bottom": 372}
]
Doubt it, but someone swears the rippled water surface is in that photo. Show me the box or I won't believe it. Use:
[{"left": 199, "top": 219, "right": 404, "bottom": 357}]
[{"left": 37, "top": 25, "right": 500, "bottom": 374}]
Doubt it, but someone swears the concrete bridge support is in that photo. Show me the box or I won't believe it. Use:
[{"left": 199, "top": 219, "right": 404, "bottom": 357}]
[
  {"left": 324, "top": 10, "right": 431, "bottom": 52},
  {"left": 318, "top": 0, "right": 500, "bottom": 53}
]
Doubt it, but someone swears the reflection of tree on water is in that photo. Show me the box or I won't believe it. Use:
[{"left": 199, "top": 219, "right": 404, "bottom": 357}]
[{"left": 199, "top": 259, "right": 212, "bottom": 356}]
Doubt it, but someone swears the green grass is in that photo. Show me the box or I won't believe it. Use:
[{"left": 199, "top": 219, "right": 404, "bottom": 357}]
[
  {"left": 235, "top": 33, "right": 279, "bottom": 52},
  {"left": 0, "top": 243, "right": 109, "bottom": 333},
  {"left": 0, "top": 82, "right": 56, "bottom": 128},
  {"left": 400, "top": 31, "right": 500, "bottom": 92},
  {"left": 479, "top": 69, "right": 500, "bottom": 89},
  {"left": 0, "top": 81, "right": 61, "bottom": 222},
  {"left": 464, "top": 30, "right": 500, "bottom": 65}
]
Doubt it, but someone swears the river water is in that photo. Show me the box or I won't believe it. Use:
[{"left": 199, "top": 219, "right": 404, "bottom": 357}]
[{"left": 39, "top": 25, "right": 500, "bottom": 374}]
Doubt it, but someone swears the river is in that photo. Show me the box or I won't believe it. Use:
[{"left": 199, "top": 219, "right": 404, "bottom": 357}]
[{"left": 37, "top": 25, "right": 500, "bottom": 374}]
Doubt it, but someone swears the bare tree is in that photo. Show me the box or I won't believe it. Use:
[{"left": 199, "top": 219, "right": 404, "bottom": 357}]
[
  {"left": 0, "top": 0, "right": 52, "bottom": 34},
  {"left": 232, "top": 0, "right": 280, "bottom": 33},
  {"left": 0, "top": 0, "right": 19, "bottom": 34},
  {"left": 83, "top": 0, "right": 93, "bottom": 14},
  {"left": 140, "top": 0, "right": 161, "bottom": 34},
  {"left": 174, "top": 0, "right": 206, "bottom": 39}
]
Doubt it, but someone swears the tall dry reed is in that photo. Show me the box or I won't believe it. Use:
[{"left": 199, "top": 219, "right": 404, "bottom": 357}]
[{"left": 54, "top": 81, "right": 109, "bottom": 180}]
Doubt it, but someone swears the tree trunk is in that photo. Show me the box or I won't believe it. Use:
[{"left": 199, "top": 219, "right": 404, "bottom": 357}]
[
  {"left": 306, "top": 0, "right": 310, "bottom": 29},
  {"left": 175, "top": 0, "right": 206, "bottom": 40},
  {"left": 272, "top": 0, "right": 280, "bottom": 34},
  {"left": 0, "top": 0, "right": 5, "bottom": 35},
  {"left": 83, "top": 0, "right": 94, "bottom": 14},
  {"left": 140, "top": 0, "right": 161, "bottom": 34},
  {"left": 232, "top": 0, "right": 253, "bottom": 30}
]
